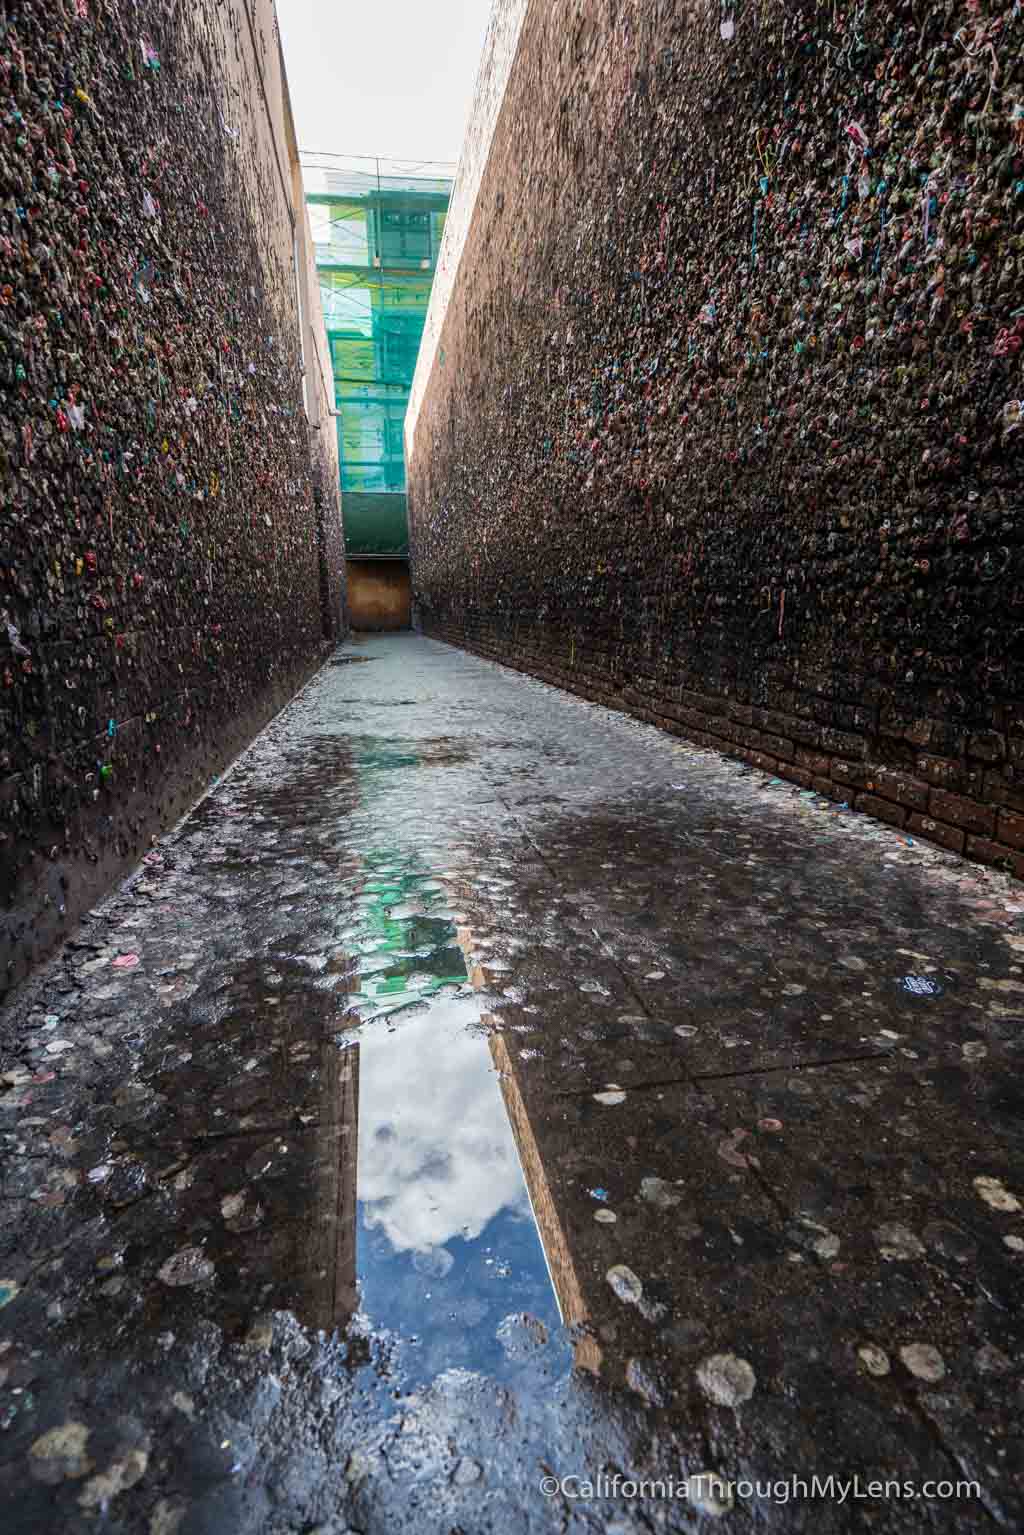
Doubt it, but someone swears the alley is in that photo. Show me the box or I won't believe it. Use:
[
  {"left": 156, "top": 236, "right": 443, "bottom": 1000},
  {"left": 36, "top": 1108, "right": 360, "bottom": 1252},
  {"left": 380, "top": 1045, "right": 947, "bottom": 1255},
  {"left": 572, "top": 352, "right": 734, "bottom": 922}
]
[{"left": 2, "top": 634, "right": 1023, "bottom": 1532}]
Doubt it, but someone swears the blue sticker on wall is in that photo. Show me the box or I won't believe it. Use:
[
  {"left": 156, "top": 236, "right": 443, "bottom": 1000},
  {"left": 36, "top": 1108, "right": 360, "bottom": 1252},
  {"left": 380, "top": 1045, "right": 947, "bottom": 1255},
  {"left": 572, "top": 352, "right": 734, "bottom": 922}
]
[{"left": 898, "top": 975, "right": 944, "bottom": 997}]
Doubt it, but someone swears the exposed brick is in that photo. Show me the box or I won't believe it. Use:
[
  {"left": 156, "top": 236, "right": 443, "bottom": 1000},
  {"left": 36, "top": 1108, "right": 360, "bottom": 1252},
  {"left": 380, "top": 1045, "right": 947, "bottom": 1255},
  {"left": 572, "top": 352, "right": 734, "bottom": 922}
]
[
  {"left": 915, "top": 754, "right": 964, "bottom": 791},
  {"left": 903, "top": 719, "right": 935, "bottom": 749},
  {"left": 928, "top": 790, "right": 996, "bottom": 838},
  {"left": 787, "top": 717, "right": 823, "bottom": 748},
  {"left": 688, "top": 706, "right": 722, "bottom": 735},
  {"left": 776, "top": 763, "right": 814, "bottom": 790},
  {"left": 820, "top": 727, "right": 866, "bottom": 759},
  {"left": 813, "top": 776, "right": 845, "bottom": 801},
  {"left": 795, "top": 748, "right": 831, "bottom": 776},
  {"left": 797, "top": 668, "right": 866, "bottom": 704},
  {"left": 852, "top": 706, "right": 879, "bottom": 734},
  {"left": 812, "top": 699, "right": 876, "bottom": 734},
  {"left": 863, "top": 769, "right": 930, "bottom": 813},
  {"left": 962, "top": 763, "right": 988, "bottom": 798},
  {"left": 831, "top": 759, "right": 871, "bottom": 789},
  {"left": 854, "top": 793, "right": 907, "bottom": 829},
  {"left": 809, "top": 696, "right": 850, "bottom": 728},
  {"left": 998, "top": 810, "right": 1024, "bottom": 852},
  {"left": 927, "top": 722, "right": 966, "bottom": 757},
  {"left": 968, "top": 731, "right": 1006, "bottom": 763},
  {"left": 966, "top": 836, "right": 1024, "bottom": 879},
  {"left": 878, "top": 705, "right": 913, "bottom": 739},
  {"left": 661, "top": 702, "right": 700, "bottom": 731},
  {"left": 797, "top": 667, "right": 833, "bottom": 698},
  {"left": 758, "top": 732, "right": 795, "bottom": 763},
  {"left": 680, "top": 689, "right": 726, "bottom": 717},
  {"left": 659, "top": 716, "right": 713, "bottom": 750},
  {"left": 906, "top": 815, "right": 965, "bottom": 855}
]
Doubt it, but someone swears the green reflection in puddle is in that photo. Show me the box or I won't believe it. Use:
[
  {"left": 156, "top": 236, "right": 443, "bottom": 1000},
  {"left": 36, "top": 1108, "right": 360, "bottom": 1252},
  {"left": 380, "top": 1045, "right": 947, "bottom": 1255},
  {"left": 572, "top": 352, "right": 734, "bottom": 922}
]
[
  {"left": 356, "top": 746, "right": 420, "bottom": 773},
  {"left": 348, "top": 850, "right": 467, "bottom": 1019}
]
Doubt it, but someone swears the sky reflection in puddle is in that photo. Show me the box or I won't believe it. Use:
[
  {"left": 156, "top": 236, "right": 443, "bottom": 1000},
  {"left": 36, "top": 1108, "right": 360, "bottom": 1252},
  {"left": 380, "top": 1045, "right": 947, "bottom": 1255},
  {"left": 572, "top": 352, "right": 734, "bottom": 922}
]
[
  {"left": 338, "top": 847, "right": 565, "bottom": 1383},
  {"left": 351, "top": 1001, "right": 564, "bottom": 1382}
]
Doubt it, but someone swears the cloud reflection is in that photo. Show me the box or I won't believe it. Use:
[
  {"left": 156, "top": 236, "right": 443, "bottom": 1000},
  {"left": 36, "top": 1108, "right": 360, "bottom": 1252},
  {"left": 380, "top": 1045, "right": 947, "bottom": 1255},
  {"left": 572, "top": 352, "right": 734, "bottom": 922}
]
[{"left": 357, "top": 996, "right": 528, "bottom": 1258}]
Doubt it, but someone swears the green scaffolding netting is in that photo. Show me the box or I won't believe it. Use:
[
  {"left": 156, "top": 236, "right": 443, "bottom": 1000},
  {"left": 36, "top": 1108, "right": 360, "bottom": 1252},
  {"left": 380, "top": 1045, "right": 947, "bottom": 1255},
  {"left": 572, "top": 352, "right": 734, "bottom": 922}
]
[{"left": 303, "top": 156, "right": 453, "bottom": 551}]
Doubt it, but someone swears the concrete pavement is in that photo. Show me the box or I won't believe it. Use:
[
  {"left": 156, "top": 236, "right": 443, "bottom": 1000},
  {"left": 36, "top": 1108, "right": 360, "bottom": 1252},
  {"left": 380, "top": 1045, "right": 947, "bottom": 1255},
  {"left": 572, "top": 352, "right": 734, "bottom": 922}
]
[{"left": 1, "top": 635, "right": 1022, "bottom": 1532}]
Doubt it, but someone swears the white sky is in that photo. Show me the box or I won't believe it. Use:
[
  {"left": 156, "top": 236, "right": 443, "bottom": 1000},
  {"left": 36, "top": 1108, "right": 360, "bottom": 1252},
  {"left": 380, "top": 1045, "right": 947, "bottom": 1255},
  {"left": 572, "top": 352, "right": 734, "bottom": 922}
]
[{"left": 277, "top": 0, "right": 493, "bottom": 166}]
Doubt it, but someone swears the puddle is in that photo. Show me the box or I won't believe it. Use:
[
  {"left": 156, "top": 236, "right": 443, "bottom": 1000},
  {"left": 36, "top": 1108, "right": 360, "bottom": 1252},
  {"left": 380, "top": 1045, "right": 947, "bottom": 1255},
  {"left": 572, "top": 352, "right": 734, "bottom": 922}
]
[
  {"left": 242, "top": 828, "right": 568, "bottom": 1381},
  {"left": 0, "top": 686, "right": 616, "bottom": 1535},
  {"left": 343, "top": 852, "right": 467, "bottom": 1020},
  {"left": 355, "top": 737, "right": 472, "bottom": 772},
  {"left": 350, "top": 1000, "right": 565, "bottom": 1384},
  {"left": 333, "top": 848, "right": 565, "bottom": 1381},
  {"left": 76, "top": 731, "right": 569, "bottom": 1391}
]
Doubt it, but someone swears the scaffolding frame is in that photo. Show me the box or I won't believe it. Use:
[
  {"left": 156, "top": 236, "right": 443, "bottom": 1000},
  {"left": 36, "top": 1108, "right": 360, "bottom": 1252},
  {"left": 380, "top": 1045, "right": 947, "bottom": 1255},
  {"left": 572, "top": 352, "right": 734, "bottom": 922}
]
[{"left": 303, "top": 154, "right": 453, "bottom": 553}]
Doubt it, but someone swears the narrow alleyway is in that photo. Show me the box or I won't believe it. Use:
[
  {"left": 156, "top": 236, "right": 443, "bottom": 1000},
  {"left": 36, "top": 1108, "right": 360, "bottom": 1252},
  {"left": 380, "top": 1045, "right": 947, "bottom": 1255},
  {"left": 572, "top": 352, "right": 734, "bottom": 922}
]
[{"left": 2, "top": 635, "right": 1023, "bottom": 1532}]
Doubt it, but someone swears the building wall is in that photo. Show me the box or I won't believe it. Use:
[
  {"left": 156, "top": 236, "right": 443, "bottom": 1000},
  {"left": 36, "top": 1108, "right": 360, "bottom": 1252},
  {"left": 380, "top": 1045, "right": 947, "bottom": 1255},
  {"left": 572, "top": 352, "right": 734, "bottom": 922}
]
[
  {"left": 341, "top": 493, "right": 410, "bottom": 559},
  {"left": 406, "top": 0, "right": 1024, "bottom": 879},
  {"left": 0, "top": 0, "right": 344, "bottom": 999},
  {"left": 310, "top": 159, "right": 454, "bottom": 562},
  {"left": 346, "top": 562, "right": 411, "bottom": 632},
  {"left": 284, "top": 73, "right": 348, "bottom": 633}
]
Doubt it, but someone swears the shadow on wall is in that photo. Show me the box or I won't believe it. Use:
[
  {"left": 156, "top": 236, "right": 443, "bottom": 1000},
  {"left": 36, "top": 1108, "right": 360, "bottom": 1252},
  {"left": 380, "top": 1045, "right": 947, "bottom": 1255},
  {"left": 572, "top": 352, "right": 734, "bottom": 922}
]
[{"left": 346, "top": 561, "right": 411, "bottom": 632}]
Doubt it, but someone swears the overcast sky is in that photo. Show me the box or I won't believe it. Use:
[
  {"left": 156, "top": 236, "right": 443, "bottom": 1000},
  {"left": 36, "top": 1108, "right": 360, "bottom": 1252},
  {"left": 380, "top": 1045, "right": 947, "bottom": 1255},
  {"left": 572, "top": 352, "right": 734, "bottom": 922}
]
[{"left": 277, "top": 0, "right": 493, "bottom": 167}]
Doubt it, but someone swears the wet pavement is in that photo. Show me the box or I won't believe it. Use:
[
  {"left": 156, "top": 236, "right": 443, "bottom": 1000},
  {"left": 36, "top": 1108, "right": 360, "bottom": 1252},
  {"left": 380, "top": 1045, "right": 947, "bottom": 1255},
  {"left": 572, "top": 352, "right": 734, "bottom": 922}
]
[{"left": 2, "top": 633, "right": 1023, "bottom": 1532}]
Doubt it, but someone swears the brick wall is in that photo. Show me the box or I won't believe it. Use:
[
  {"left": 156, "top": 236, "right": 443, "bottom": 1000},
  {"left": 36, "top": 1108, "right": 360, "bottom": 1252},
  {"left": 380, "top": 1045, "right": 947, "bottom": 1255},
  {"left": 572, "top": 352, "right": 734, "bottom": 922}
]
[
  {"left": 0, "top": 1, "right": 344, "bottom": 998},
  {"left": 406, "top": 0, "right": 1024, "bottom": 879}
]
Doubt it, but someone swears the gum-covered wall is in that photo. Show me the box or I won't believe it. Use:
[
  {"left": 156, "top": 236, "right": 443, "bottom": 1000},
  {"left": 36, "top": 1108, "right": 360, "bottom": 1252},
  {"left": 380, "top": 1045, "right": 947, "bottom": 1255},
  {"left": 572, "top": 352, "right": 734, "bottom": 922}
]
[
  {"left": 1, "top": 0, "right": 344, "bottom": 997},
  {"left": 407, "top": 0, "right": 1024, "bottom": 877}
]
